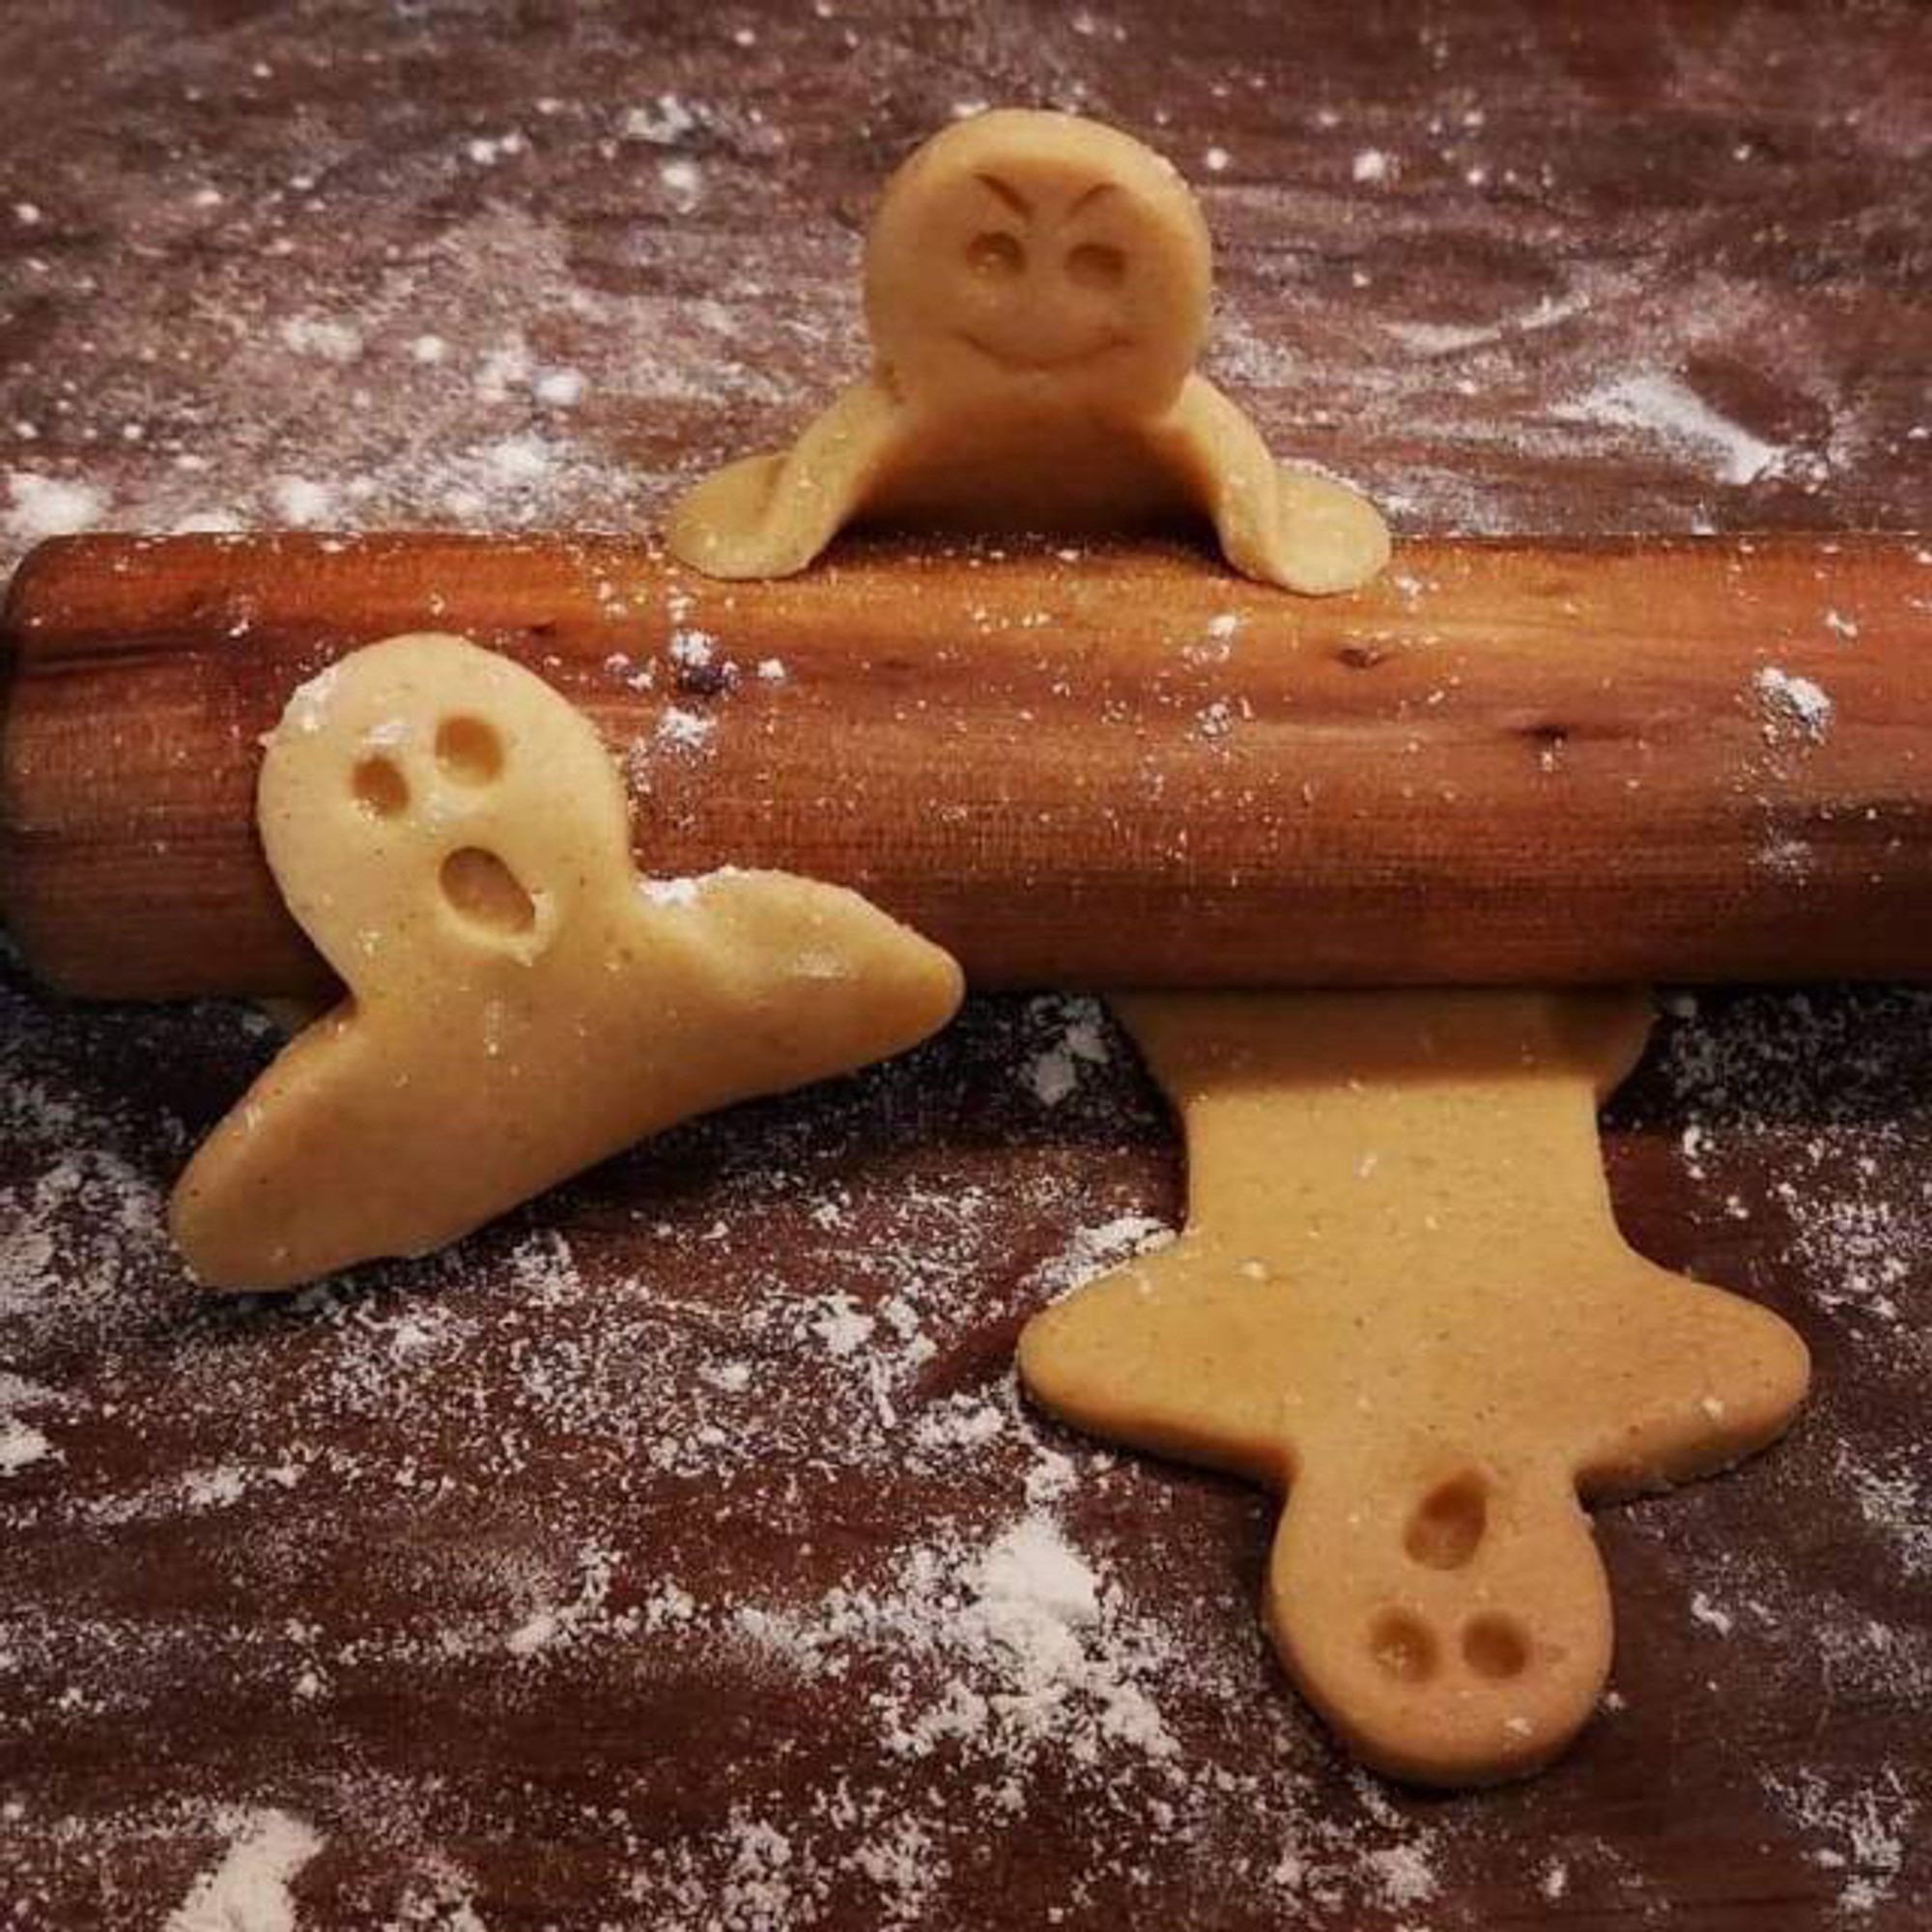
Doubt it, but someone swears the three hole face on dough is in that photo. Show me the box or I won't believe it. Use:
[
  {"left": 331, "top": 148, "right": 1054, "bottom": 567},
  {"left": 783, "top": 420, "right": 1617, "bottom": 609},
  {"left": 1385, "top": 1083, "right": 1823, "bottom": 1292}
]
[
  {"left": 348, "top": 711, "right": 541, "bottom": 944},
  {"left": 955, "top": 171, "right": 1134, "bottom": 370},
  {"left": 1365, "top": 1467, "right": 1532, "bottom": 1690}
]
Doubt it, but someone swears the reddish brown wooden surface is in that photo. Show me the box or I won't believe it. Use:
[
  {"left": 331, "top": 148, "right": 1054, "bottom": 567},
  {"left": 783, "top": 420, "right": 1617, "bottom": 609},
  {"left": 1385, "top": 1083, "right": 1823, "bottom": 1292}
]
[
  {"left": 7, "top": 529, "right": 1932, "bottom": 997},
  {"left": 1, "top": 5, "right": 1928, "bottom": 1931}
]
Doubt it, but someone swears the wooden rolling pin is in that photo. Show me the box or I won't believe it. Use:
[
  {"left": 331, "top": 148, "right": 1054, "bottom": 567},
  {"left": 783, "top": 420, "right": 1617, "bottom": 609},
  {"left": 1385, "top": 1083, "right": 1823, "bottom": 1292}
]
[{"left": 1, "top": 530, "right": 1927, "bottom": 999}]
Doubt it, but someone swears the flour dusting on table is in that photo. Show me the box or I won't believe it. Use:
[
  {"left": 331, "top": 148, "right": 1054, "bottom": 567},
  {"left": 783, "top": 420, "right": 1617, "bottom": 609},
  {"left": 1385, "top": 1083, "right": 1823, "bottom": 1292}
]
[
  {"left": 1, "top": 968, "right": 1927, "bottom": 1924},
  {"left": 2, "top": 3, "right": 1928, "bottom": 1924}
]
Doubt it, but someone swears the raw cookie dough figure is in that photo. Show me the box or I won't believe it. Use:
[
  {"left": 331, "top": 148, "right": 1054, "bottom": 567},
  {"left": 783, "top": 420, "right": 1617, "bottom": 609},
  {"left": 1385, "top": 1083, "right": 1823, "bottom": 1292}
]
[
  {"left": 667, "top": 109, "right": 1388, "bottom": 594},
  {"left": 1020, "top": 990, "right": 1810, "bottom": 1786},
  {"left": 172, "top": 634, "right": 964, "bottom": 1291}
]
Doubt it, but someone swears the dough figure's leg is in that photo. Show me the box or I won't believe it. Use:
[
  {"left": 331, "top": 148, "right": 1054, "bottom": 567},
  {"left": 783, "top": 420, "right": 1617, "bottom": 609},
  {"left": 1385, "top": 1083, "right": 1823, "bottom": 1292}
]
[
  {"left": 1018, "top": 987, "right": 1808, "bottom": 1785},
  {"left": 665, "top": 382, "right": 904, "bottom": 581},
  {"left": 1267, "top": 465, "right": 1395, "bottom": 592},
  {"left": 1160, "top": 377, "right": 1391, "bottom": 595}
]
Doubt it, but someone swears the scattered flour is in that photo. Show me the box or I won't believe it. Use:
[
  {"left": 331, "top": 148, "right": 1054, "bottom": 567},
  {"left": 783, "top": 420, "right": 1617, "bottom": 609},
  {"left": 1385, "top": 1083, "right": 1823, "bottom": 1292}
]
[
  {"left": 1845, "top": 1450, "right": 1932, "bottom": 1577},
  {"left": 624, "top": 95, "right": 702, "bottom": 146},
  {"left": 1019, "top": 994, "right": 1114, "bottom": 1107},
  {"left": 532, "top": 366, "right": 586, "bottom": 408},
  {"left": 655, "top": 705, "right": 716, "bottom": 751},
  {"left": 1025, "top": 1213, "right": 1176, "bottom": 1300},
  {"left": 1765, "top": 1769, "right": 1918, "bottom": 1915},
  {"left": 5, "top": 471, "right": 106, "bottom": 542},
  {"left": 479, "top": 434, "right": 552, "bottom": 488},
  {"left": 1753, "top": 666, "right": 1834, "bottom": 742},
  {"left": 1, "top": 914, "right": 1925, "bottom": 1923},
  {"left": 269, "top": 476, "right": 338, "bottom": 527},
  {"left": 163, "top": 1808, "right": 325, "bottom": 1932},
  {"left": 727, "top": 1497, "right": 1179, "bottom": 1775},
  {"left": 278, "top": 316, "right": 364, "bottom": 363},
  {"left": 1362, "top": 1841, "right": 1439, "bottom": 1908},
  {"left": 639, "top": 867, "right": 742, "bottom": 911},
  {"left": 660, "top": 158, "right": 705, "bottom": 213},
  {"left": 1385, "top": 294, "right": 1588, "bottom": 357},
  {"left": 1564, "top": 371, "right": 1785, "bottom": 484},
  {"left": 811, "top": 1293, "right": 876, "bottom": 1357},
  {"left": 1689, "top": 1591, "right": 1735, "bottom": 1637},
  {"left": 0, "top": 1371, "right": 57, "bottom": 1478},
  {"left": 0, "top": 1414, "right": 50, "bottom": 1475}
]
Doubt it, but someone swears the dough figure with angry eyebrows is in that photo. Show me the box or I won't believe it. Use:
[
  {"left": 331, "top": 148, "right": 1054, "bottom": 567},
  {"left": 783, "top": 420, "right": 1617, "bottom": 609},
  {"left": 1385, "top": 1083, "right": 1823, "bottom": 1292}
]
[{"left": 668, "top": 109, "right": 1389, "bottom": 593}]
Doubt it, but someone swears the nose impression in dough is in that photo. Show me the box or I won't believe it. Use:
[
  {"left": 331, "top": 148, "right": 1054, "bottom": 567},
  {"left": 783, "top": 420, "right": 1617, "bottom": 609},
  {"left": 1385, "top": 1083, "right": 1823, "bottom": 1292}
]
[
  {"left": 170, "top": 633, "right": 964, "bottom": 1291},
  {"left": 666, "top": 108, "right": 1389, "bottom": 595}
]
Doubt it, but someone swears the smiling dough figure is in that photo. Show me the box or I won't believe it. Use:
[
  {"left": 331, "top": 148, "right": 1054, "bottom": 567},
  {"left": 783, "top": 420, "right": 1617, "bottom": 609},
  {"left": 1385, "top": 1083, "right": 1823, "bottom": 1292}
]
[{"left": 667, "top": 110, "right": 1388, "bottom": 594}]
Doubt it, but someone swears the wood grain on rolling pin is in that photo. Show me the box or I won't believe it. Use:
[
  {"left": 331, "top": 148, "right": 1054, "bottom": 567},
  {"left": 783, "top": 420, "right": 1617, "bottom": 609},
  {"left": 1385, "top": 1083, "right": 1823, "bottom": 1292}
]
[{"left": 0, "top": 530, "right": 1926, "bottom": 1000}]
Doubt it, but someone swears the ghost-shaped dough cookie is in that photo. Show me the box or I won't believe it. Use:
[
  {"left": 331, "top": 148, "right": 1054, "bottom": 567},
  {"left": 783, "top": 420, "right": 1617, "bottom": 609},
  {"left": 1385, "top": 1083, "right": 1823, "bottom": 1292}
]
[
  {"left": 667, "top": 109, "right": 1388, "bottom": 595},
  {"left": 170, "top": 634, "right": 963, "bottom": 1291}
]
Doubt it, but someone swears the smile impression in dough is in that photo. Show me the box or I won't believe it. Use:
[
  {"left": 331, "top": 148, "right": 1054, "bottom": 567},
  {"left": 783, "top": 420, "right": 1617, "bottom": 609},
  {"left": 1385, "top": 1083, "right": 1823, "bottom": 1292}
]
[{"left": 667, "top": 108, "right": 1389, "bottom": 594}]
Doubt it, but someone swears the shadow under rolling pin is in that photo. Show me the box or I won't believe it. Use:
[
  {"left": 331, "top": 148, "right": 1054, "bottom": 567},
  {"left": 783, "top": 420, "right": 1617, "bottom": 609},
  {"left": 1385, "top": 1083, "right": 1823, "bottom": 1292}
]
[{"left": 0, "top": 529, "right": 1928, "bottom": 1001}]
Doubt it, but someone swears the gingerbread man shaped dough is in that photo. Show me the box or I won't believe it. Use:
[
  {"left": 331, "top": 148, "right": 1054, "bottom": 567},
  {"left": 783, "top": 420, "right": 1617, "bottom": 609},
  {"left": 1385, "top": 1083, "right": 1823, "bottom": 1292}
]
[
  {"left": 667, "top": 109, "right": 1389, "bottom": 594},
  {"left": 1019, "top": 990, "right": 1809, "bottom": 1786},
  {"left": 172, "top": 634, "right": 963, "bottom": 1291}
]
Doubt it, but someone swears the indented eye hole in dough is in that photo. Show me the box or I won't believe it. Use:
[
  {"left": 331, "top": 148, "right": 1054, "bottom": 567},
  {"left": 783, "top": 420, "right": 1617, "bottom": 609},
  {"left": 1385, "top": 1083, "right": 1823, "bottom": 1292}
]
[
  {"left": 1404, "top": 1470, "right": 1490, "bottom": 1570},
  {"left": 435, "top": 714, "right": 504, "bottom": 784},
  {"left": 440, "top": 846, "right": 536, "bottom": 936},
  {"left": 352, "top": 754, "right": 409, "bottom": 819},
  {"left": 966, "top": 230, "right": 1025, "bottom": 278},
  {"left": 1369, "top": 1608, "right": 1438, "bottom": 1683},
  {"left": 1064, "top": 241, "right": 1125, "bottom": 289},
  {"left": 1462, "top": 1613, "right": 1531, "bottom": 1680}
]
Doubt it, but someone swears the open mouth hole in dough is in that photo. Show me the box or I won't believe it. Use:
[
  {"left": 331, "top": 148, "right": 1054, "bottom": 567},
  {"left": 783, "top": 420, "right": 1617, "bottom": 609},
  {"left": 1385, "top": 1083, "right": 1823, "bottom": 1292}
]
[
  {"left": 1462, "top": 1612, "right": 1530, "bottom": 1680},
  {"left": 440, "top": 845, "right": 536, "bottom": 936}
]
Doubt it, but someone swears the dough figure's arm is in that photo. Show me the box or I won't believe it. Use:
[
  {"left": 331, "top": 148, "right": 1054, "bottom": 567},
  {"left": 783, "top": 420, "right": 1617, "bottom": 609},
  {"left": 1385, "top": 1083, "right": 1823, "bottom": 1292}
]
[
  {"left": 665, "top": 382, "right": 904, "bottom": 581},
  {"left": 1564, "top": 1257, "right": 1812, "bottom": 1500},
  {"left": 1158, "top": 376, "right": 1391, "bottom": 596},
  {"left": 1018, "top": 1243, "right": 1294, "bottom": 1489}
]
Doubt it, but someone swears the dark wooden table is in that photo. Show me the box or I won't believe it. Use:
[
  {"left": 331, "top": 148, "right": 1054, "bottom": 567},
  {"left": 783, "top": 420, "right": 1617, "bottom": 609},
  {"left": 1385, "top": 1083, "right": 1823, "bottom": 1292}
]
[{"left": 2, "top": 4, "right": 1928, "bottom": 1927}]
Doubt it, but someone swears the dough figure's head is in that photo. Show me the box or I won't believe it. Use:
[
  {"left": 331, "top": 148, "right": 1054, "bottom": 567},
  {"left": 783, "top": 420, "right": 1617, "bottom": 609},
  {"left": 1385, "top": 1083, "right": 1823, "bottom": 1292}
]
[{"left": 864, "top": 109, "right": 1212, "bottom": 419}]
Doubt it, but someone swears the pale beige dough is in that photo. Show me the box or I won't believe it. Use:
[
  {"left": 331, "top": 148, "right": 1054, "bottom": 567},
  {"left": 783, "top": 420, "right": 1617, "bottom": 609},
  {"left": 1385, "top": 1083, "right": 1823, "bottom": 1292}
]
[
  {"left": 666, "top": 109, "right": 1388, "bottom": 594},
  {"left": 1019, "top": 989, "right": 1809, "bottom": 1786},
  {"left": 171, "top": 634, "right": 963, "bottom": 1291}
]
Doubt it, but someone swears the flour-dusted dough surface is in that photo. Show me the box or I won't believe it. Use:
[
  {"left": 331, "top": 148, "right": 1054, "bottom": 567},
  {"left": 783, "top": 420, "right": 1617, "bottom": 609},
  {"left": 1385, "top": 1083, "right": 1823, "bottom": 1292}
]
[
  {"left": 1020, "top": 990, "right": 1810, "bottom": 1785},
  {"left": 666, "top": 110, "right": 1388, "bottom": 594},
  {"left": 170, "top": 634, "right": 963, "bottom": 1290}
]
